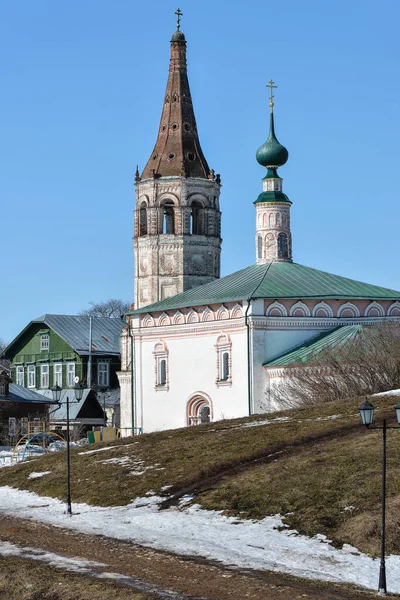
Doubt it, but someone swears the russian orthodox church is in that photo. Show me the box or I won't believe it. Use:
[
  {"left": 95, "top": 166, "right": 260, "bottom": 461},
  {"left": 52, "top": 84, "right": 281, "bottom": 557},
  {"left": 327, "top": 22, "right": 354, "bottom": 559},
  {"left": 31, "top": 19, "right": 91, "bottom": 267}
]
[{"left": 117, "top": 13, "right": 400, "bottom": 434}]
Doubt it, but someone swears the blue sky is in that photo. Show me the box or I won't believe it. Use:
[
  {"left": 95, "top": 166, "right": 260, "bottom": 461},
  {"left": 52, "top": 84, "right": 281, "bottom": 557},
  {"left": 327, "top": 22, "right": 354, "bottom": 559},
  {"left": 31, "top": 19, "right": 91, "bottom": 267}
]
[{"left": 1, "top": 0, "right": 399, "bottom": 342}]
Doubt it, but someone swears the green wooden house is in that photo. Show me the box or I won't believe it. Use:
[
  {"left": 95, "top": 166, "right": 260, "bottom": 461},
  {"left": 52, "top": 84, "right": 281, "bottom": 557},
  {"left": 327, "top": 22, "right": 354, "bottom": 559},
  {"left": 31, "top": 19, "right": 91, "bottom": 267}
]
[{"left": 2, "top": 315, "right": 125, "bottom": 394}]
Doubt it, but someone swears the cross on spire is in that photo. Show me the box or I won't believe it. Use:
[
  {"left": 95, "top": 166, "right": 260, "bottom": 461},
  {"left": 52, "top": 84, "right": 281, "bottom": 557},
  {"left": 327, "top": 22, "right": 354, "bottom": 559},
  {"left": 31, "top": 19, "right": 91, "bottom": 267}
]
[
  {"left": 175, "top": 8, "right": 183, "bottom": 30},
  {"left": 267, "top": 79, "right": 277, "bottom": 108}
]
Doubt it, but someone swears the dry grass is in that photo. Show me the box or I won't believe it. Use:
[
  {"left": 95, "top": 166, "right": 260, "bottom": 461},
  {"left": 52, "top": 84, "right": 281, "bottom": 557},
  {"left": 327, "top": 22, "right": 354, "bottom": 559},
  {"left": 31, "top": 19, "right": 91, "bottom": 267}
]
[
  {"left": 0, "top": 555, "right": 150, "bottom": 599},
  {"left": 0, "top": 394, "right": 399, "bottom": 557}
]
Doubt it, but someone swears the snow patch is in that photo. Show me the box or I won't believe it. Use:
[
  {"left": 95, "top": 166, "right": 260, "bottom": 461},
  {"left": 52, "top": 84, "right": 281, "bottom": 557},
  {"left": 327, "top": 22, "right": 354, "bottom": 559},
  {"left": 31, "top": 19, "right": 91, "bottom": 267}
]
[
  {"left": 0, "top": 487, "right": 398, "bottom": 593},
  {"left": 28, "top": 471, "right": 51, "bottom": 480}
]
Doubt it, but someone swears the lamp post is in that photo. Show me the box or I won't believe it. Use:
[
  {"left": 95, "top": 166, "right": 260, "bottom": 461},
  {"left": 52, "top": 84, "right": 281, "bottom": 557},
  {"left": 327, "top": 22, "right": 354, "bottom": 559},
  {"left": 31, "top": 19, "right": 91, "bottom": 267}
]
[
  {"left": 51, "top": 382, "right": 84, "bottom": 515},
  {"left": 359, "top": 399, "right": 400, "bottom": 595}
]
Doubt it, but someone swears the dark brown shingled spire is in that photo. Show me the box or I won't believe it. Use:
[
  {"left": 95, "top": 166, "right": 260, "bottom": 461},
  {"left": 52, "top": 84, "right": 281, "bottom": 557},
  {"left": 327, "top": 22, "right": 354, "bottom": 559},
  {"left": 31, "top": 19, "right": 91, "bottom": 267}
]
[{"left": 141, "top": 25, "right": 210, "bottom": 179}]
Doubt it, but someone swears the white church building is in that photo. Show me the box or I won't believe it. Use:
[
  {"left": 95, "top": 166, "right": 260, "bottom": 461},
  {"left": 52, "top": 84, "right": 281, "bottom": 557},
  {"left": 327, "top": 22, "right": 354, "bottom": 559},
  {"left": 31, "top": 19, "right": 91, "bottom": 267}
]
[{"left": 117, "top": 16, "right": 400, "bottom": 434}]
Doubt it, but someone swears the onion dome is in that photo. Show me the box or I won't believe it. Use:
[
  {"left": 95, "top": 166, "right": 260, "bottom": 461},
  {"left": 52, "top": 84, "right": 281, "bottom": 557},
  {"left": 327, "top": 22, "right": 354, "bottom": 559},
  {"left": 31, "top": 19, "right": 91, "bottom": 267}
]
[
  {"left": 256, "top": 111, "right": 288, "bottom": 168},
  {"left": 172, "top": 30, "right": 185, "bottom": 41}
]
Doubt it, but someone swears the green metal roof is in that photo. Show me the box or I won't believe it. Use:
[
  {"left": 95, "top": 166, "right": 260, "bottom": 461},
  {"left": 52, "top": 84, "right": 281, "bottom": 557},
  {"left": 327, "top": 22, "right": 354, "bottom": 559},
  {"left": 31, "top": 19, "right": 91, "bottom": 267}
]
[
  {"left": 133, "top": 261, "right": 400, "bottom": 314},
  {"left": 264, "top": 325, "right": 363, "bottom": 367}
]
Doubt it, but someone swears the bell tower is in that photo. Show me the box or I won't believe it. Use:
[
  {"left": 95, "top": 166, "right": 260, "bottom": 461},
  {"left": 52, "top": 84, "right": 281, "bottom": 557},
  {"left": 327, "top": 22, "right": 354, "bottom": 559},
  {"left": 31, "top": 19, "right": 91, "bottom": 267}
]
[
  {"left": 254, "top": 81, "right": 292, "bottom": 264},
  {"left": 133, "top": 10, "right": 222, "bottom": 309}
]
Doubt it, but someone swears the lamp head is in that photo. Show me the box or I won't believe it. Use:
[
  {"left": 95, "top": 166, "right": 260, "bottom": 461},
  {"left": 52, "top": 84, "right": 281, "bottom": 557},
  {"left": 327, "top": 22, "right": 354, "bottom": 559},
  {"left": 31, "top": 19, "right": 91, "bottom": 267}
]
[
  {"left": 51, "top": 384, "right": 62, "bottom": 403},
  {"left": 74, "top": 381, "right": 84, "bottom": 402},
  {"left": 359, "top": 399, "right": 376, "bottom": 427}
]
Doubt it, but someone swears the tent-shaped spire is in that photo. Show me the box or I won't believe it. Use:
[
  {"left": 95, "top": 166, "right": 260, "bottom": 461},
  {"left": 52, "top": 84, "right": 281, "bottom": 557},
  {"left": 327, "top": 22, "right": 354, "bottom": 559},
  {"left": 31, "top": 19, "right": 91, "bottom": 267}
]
[{"left": 141, "top": 12, "right": 210, "bottom": 179}]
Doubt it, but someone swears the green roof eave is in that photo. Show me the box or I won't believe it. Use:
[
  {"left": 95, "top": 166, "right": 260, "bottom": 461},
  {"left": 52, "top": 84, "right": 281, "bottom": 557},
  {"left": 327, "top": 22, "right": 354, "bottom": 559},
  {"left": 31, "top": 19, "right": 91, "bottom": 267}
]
[
  {"left": 254, "top": 191, "right": 291, "bottom": 204},
  {"left": 131, "top": 261, "right": 400, "bottom": 315},
  {"left": 263, "top": 325, "right": 364, "bottom": 367}
]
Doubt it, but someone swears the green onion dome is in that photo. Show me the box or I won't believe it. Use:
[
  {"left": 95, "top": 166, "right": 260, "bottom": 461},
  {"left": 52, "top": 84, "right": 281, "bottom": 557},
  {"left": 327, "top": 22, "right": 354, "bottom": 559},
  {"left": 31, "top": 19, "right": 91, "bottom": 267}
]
[{"left": 256, "top": 112, "right": 288, "bottom": 168}]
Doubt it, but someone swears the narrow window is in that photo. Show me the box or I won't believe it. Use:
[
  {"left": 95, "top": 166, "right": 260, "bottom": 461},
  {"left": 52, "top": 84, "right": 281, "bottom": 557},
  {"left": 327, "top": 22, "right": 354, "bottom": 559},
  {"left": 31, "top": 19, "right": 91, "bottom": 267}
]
[
  {"left": 190, "top": 202, "right": 202, "bottom": 234},
  {"left": 257, "top": 235, "right": 263, "bottom": 259},
  {"left": 139, "top": 202, "right": 147, "bottom": 235},
  {"left": 21, "top": 418, "right": 28, "bottom": 434},
  {"left": 97, "top": 362, "right": 110, "bottom": 387},
  {"left": 16, "top": 366, "right": 24, "bottom": 386},
  {"left": 162, "top": 202, "right": 175, "bottom": 234},
  {"left": 221, "top": 352, "right": 229, "bottom": 381},
  {"left": 28, "top": 365, "right": 36, "bottom": 388},
  {"left": 158, "top": 358, "right": 166, "bottom": 386},
  {"left": 40, "top": 365, "right": 49, "bottom": 388},
  {"left": 278, "top": 233, "right": 288, "bottom": 258},
  {"left": 54, "top": 363, "right": 62, "bottom": 387},
  {"left": 67, "top": 363, "right": 75, "bottom": 387},
  {"left": 0, "top": 383, "right": 6, "bottom": 397},
  {"left": 41, "top": 334, "right": 49, "bottom": 351},
  {"left": 8, "top": 417, "right": 16, "bottom": 436}
]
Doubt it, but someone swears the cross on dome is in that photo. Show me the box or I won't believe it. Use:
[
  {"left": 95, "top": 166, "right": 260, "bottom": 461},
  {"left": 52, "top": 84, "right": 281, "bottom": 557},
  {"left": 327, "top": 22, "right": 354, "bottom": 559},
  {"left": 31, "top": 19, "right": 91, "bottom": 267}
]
[
  {"left": 267, "top": 79, "right": 277, "bottom": 108},
  {"left": 175, "top": 8, "right": 183, "bottom": 30}
]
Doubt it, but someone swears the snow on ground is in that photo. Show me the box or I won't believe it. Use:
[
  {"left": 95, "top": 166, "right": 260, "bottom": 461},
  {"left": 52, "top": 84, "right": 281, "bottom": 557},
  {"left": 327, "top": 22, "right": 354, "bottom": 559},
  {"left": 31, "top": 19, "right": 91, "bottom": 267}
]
[
  {"left": 373, "top": 389, "right": 400, "bottom": 397},
  {"left": 0, "top": 486, "right": 398, "bottom": 593},
  {"left": 28, "top": 471, "right": 51, "bottom": 480}
]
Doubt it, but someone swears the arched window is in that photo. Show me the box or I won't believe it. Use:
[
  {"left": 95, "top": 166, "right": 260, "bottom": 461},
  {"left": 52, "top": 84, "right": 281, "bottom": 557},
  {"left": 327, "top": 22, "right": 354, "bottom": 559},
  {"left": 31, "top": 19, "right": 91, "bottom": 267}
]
[
  {"left": 215, "top": 333, "right": 232, "bottom": 386},
  {"left": 221, "top": 352, "right": 229, "bottom": 381},
  {"left": 190, "top": 201, "right": 203, "bottom": 234},
  {"left": 275, "top": 212, "right": 281, "bottom": 227},
  {"left": 278, "top": 233, "right": 288, "bottom": 259},
  {"left": 140, "top": 202, "right": 147, "bottom": 235},
  {"left": 153, "top": 341, "right": 169, "bottom": 390},
  {"left": 257, "top": 235, "right": 263, "bottom": 259},
  {"left": 198, "top": 404, "right": 210, "bottom": 424},
  {"left": 269, "top": 213, "right": 274, "bottom": 227},
  {"left": 159, "top": 359, "right": 166, "bottom": 386},
  {"left": 162, "top": 202, "right": 175, "bottom": 234}
]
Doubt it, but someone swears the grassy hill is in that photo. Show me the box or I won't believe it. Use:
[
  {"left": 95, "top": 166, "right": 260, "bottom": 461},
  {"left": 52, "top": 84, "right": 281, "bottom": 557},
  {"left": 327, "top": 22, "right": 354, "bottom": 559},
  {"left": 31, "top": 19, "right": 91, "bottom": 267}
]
[{"left": 1, "top": 394, "right": 400, "bottom": 558}]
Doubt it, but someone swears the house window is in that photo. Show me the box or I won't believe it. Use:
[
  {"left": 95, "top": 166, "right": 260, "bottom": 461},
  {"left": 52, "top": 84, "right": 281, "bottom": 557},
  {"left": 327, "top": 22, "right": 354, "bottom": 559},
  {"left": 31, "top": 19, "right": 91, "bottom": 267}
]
[
  {"left": 40, "top": 334, "right": 49, "bottom": 351},
  {"left": 97, "top": 362, "right": 110, "bottom": 387},
  {"left": 54, "top": 363, "right": 62, "bottom": 386},
  {"left": 0, "top": 383, "right": 6, "bottom": 397},
  {"left": 67, "top": 363, "right": 75, "bottom": 387},
  {"left": 215, "top": 333, "right": 232, "bottom": 387},
  {"left": 40, "top": 364, "right": 49, "bottom": 388},
  {"left": 21, "top": 418, "right": 28, "bottom": 434},
  {"left": 153, "top": 341, "right": 169, "bottom": 390},
  {"left": 16, "top": 366, "right": 24, "bottom": 387},
  {"left": 28, "top": 365, "right": 36, "bottom": 388}
]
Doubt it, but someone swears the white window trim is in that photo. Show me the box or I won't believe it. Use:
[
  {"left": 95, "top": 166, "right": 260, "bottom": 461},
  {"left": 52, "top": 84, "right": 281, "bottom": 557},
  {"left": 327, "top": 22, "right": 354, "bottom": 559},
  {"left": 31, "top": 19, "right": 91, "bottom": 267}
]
[
  {"left": 40, "top": 364, "right": 49, "bottom": 389},
  {"left": 153, "top": 342, "right": 169, "bottom": 391},
  {"left": 215, "top": 334, "right": 232, "bottom": 387},
  {"left": 16, "top": 366, "right": 24, "bottom": 387},
  {"left": 40, "top": 334, "right": 49, "bottom": 351},
  {"left": 27, "top": 365, "right": 36, "bottom": 388},
  {"left": 97, "top": 362, "right": 110, "bottom": 387},
  {"left": 67, "top": 363, "right": 76, "bottom": 387},
  {"left": 54, "top": 363, "right": 62, "bottom": 387}
]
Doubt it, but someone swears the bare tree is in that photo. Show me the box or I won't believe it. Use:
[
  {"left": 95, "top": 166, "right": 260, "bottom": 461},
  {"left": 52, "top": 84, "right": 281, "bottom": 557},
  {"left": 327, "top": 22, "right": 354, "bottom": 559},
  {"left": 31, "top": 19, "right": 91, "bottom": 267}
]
[
  {"left": 79, "top": 299, "right": 131, "bottom": 319},
  {"left": 0, "top": 338, "right": 8, "bottom": 357},
  {"left": 269, "top": 323, "right": 400, "bottom": 408}
]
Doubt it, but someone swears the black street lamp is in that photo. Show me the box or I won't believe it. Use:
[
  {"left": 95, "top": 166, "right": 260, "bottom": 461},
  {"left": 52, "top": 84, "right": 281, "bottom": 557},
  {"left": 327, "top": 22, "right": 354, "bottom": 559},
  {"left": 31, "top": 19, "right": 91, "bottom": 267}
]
[
  {"left": 359, "top": 399, "right": 400, "bottom": 595},
  {"left": 51, "top": 382, "right": 84, "bottom": 515}
]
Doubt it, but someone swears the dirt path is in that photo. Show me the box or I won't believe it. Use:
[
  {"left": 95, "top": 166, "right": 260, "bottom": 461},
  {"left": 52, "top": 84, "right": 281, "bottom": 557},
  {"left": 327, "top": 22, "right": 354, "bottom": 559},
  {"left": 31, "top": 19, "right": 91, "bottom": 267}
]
[{"left": 0, "top": 514, "right": 383, "bottom": 600}]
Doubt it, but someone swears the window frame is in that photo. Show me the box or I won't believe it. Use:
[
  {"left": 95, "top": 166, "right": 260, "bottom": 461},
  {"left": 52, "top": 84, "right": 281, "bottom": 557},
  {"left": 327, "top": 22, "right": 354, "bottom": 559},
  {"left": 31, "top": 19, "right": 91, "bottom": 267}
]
[
  {"left": 153, "top": 341, "right": 169, "bottom": 391},
  {"left": 27, "top": 364, "right": 36, "bottom": 388},
  {"left": 40, "top": 364, "right": 49, "bottom": 389},
  {"left": 53, "top": 363, "right": 62, "bottom": 387},
  {"left": 97, "top": 361, "right": 110, "bottom": 387},
  {"left": 16, "top": 365, "right": 24, "bottom": 387},
  {"left": 215, "top": 333, "right": 232, "bottom": 387},
  {"left": 40, "top": 334, "right": 49, "bottom": 351},
  {"left": 67, "top": 363, "right": 76, "bottom": 387}
]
